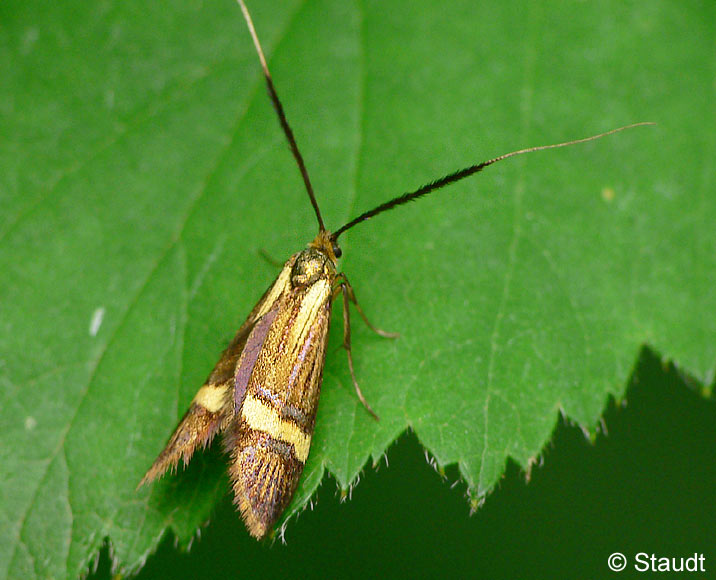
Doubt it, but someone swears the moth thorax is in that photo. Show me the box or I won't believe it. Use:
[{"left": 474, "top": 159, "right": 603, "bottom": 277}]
[{"left": 291, "top": 248, "right": 334, "bottom": 288}]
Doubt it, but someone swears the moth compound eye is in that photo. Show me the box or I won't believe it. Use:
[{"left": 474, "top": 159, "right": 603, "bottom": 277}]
[{"left": 333, "top": 245, "right": 342, "bottom": 258}]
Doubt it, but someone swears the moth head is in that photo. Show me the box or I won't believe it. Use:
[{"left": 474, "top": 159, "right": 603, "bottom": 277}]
[
  {"left": 308, "top": 230, "right": 340, "bottom": 263},
  {"left": 291, "top": 247, "right": 332, "bottom": 287}
]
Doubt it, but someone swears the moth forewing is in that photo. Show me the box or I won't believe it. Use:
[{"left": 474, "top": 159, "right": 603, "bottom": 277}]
[
  {"left": 225, "top": 242, "right": 338, "bottom": 538},
  {"left": 138, "top": 256, "right": 294, "bottom": 487},
  {"left": 141, "top": 234, "right": 339, "bottom": 539}
]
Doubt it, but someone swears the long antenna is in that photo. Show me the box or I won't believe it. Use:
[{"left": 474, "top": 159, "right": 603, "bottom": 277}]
[
  {"left": 332, "top": 122, "right": 654, "bottom": 240},
  {"left": 236, "top": 0, "right": 326, "bottom": 232}
]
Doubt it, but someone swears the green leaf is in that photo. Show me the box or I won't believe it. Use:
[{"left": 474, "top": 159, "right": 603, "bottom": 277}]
[{"left": 0, "top": 0, "right": 712, "bottom": 577}]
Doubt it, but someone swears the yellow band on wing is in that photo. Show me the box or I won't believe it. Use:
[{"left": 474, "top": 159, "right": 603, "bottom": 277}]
[
  {"left": 193, "top": 383, "right": 229, "bottom": 413},
  {"left": 241, "top": 394, "right": 311, "bottom": 463},
  {"left": 292, "top": 279, "right": 331, "bottom": 345},
  {"left": 254, "top": 261, "right": 292, "bottom": 320}
]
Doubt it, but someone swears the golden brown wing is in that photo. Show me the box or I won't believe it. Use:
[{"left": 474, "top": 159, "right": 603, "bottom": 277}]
[
  {"left": 224, "top": 267, "right": 335, "bottom": 538},
  {"left": 139, "top": 255, "right": 298, "bottom": 486}
]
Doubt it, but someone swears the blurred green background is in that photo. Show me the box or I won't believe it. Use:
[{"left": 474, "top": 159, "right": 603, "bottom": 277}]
[{"left": 89, "top": 349, "right": 716, "bottom": 579}]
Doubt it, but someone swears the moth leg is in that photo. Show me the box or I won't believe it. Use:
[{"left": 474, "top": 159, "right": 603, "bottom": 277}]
[
  {"left": 335, "top": 272, "right": 399, "bottom": 339},
  {"left": 338, "top": 281, "right": 380, "bottom": 421},
  {"left": 258, "top": 248, "right": 284, "bottom": 268}
]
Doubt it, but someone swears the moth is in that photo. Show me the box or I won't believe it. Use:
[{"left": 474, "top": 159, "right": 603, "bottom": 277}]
[{"left": 139, "top": 0, "right": 651, "bottom": 540}]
